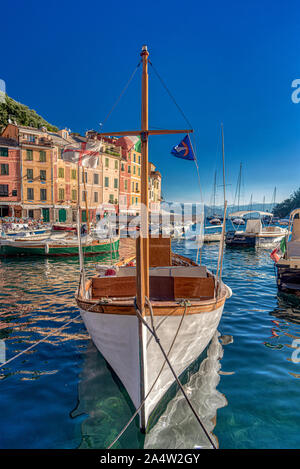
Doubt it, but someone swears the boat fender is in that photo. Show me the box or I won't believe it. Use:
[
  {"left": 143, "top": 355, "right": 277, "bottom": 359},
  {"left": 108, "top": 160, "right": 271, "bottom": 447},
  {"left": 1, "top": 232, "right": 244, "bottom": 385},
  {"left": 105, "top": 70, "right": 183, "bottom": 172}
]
[
  {"left": 45, "top": 243, "right": 49, "bottom": 254},
  {"left": 225, "top": 285, "right": 233, "bottom": 299}
]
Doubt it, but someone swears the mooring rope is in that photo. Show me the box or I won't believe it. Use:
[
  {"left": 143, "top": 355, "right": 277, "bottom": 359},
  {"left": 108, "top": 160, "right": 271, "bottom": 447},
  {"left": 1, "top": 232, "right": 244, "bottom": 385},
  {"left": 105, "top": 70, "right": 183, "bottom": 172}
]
[
  {"left": 0, "top": 299, "right": 102, "bottom": 370},
  {"left": 0, "top": 314, "right": 81, "bottom": 369}
]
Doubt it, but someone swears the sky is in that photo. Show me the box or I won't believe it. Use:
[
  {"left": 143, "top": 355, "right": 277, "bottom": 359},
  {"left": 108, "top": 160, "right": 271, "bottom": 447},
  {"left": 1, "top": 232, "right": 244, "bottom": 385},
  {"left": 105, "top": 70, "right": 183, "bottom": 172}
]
[{"left": 1, "top": 0, "right": 300, "bottom": 206}]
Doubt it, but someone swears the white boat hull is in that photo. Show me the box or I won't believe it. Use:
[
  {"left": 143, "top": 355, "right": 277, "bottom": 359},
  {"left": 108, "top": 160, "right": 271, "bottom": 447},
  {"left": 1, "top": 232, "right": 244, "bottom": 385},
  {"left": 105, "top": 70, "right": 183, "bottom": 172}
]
[{"left": 79, "top": 303, "right": 224, "bottom": 428}]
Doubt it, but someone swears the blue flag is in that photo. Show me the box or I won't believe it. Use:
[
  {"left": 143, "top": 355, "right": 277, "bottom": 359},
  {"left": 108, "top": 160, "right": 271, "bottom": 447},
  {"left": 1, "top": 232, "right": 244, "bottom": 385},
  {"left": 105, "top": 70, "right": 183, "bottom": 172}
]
[{"left": 171, "top": 135, "right": 195, "bottom": 161}]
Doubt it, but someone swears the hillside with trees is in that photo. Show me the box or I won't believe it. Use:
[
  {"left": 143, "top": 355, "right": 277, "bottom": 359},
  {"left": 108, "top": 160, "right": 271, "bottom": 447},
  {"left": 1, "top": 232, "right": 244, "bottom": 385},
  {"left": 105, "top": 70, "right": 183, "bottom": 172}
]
[
  {"left": 273, "top": 188, "right": 300, "bottom": 218},
  {"left": 0, "top": 95, "right": 58, "bottom": 133}
]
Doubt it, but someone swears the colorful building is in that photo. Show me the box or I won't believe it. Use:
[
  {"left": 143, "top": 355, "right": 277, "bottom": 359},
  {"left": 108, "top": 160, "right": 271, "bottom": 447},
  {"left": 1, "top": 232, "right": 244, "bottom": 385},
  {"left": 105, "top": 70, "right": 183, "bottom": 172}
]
[
  {"left": 115, "top": 136, "right": 132, "bottom": 213},
  {"left": 0, "top": 124, "right": 162, "bottom": 221},
  {"left": 149, "top": 162, "right": 162, "bottom": 212},
  {"left": 2, "top": 124, "right": 54, "bottom": 221},
  {"left": 99, "top": 136, "right": 121, "bottom": 215},
  {"left": 0, "top": 136, "right": 21, "bottom": 218},
  {"left": 130, "top": 144, "right": 141, "bottom": 209}
]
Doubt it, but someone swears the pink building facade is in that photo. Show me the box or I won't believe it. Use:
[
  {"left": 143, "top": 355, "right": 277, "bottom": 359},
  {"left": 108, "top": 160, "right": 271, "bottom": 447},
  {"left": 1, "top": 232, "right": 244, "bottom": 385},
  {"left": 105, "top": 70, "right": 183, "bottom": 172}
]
[{"left": 0, "top": 137, "right": 22, "bottom": 218}]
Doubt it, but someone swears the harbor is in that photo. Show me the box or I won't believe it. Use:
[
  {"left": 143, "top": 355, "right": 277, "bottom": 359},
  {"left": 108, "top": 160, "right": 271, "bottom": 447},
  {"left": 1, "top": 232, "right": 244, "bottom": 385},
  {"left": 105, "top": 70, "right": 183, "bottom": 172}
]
[
  {"left": 1, "top": 0, "right": 300, "bottom": 456},
  {"left": 1, "top": 236, "right": 300, "bottom": 449}
]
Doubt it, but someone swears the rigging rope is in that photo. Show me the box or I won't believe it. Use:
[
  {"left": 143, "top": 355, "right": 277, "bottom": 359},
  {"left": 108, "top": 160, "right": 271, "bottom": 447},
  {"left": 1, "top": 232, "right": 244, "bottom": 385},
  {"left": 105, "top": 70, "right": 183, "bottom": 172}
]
[
  {"left": 149, "top": 60, "right": 204, "bottom": 265},
  {"left": 100, "top": 61, "right": 142, "bottom": 128}
]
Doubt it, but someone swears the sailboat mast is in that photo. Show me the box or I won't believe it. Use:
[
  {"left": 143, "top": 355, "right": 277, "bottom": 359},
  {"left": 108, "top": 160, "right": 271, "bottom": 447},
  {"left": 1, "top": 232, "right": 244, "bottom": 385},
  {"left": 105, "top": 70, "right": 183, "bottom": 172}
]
[
  {"left": 136, "top": 45, "right": 150, "bottom": 313},
  {"left": 213, "top": 170, "right": 217, "bottom": 214},
  {"left": 237, "top": 162, "right": 242, "bottom": 212}
]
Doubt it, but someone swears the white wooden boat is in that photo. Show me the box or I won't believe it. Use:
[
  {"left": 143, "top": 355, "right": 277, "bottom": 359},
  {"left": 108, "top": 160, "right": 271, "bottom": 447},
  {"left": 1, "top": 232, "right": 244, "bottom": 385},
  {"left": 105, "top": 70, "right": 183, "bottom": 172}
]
[{"left": 75, "top": 46, "right": 232, "bottom": 432}]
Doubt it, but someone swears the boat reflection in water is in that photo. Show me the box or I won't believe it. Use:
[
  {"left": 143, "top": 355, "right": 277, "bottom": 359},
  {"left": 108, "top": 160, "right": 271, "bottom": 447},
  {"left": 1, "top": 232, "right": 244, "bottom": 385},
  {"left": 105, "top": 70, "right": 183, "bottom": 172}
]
[
  {"left": 71, "top": 331, "right": 231, "bottom": 449},
  {"left": 144, "top": 332, "right": 229, "bottom": 449}
]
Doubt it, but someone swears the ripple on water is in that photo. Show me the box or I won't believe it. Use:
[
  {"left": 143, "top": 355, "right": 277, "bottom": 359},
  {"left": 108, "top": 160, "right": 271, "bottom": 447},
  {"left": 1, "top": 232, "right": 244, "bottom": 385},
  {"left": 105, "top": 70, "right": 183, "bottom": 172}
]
[{"left": 1, "top": 240, "right": 300, "bottom": 448}]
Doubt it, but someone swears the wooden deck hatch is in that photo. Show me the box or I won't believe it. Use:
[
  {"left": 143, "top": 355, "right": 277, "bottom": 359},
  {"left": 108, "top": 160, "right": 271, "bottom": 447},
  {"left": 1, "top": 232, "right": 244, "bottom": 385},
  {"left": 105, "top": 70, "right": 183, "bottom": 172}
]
[
  {"left": 149, "top": 236, "right": 171, "bottom": 267},
  {"left": 91, "top": 275, "right": 215, "bottom": 301}
]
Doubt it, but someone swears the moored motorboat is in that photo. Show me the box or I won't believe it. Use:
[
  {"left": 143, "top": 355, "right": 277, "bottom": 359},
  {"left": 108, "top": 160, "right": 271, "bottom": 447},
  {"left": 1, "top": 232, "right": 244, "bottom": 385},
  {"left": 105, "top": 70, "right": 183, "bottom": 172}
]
[{"left": 226, "top": 211, "right": 287, "bottom": 247}]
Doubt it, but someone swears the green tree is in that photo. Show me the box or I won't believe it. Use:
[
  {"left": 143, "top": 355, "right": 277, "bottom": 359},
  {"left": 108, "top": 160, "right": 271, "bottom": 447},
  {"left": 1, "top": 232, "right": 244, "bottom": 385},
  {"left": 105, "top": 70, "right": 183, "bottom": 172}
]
[
  {"left": 273, "top": 188, "right": 300, "bottom": 218},
  {"left": 0, "top": 95, "right": 58, "bottom": 132}
]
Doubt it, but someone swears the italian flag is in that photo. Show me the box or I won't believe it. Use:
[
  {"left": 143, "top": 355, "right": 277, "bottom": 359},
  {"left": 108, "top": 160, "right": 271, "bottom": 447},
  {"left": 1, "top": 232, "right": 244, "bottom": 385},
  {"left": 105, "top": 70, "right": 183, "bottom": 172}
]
[{"left": 270, "top": 237, "right": 286, "bottom": 263}]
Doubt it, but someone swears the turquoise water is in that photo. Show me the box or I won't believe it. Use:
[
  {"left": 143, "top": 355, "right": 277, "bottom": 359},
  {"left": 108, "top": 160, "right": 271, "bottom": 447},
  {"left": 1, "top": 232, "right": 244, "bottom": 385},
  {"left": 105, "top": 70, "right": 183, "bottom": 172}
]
[{"left": 0, "top": 237, "right": 300, "bottom": 449}]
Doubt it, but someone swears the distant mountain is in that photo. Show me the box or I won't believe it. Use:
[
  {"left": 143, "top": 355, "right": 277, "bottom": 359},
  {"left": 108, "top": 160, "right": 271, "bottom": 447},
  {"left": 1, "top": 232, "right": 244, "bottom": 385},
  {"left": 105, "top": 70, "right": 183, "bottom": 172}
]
[
  {"left": 161, "top": 201, "right": 275, "bottom": 217},
  {"left": 0, "top": 95, "right": 58, "bottom": 132}
]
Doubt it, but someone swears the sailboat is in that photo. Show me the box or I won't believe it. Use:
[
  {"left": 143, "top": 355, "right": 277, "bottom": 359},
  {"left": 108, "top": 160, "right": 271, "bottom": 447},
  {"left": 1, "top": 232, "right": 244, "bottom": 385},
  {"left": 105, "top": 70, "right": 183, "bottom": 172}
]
[
  {"left": 207, "top": 171, "right": 222, "bottom": 225},
  {"left": 75, "top": 46, "right": 232, "bottom": 432},
  {"left": 230, "top": 163, "right": 245, "bottom": 225}
]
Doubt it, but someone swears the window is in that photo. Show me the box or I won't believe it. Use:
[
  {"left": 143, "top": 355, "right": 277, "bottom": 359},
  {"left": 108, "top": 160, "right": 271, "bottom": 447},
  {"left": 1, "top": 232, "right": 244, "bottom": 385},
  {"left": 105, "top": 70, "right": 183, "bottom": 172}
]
[
  {"left": 71, "top": 169, "right": 77, "bottom": 179},
  {"left": 82, "top": 190, "right": 87, "bottom": 201},
  {"left": 124, "top": 180, "right": 128, "bottom": 190},
  {"left": 26, "top": 150, "right": 33, "bottom": 161},
  {"left": 132, "top": 182, "right": 134, "bottom": 191},
  {"left": 121, "top": 163, "right": 124, "bottom": 171},
  {"left": 109, "top": 194, "right": 114, "bottom": 203},
  {"left": 40, "top": 189, "right": 47, "bottom": 201},
  {"left": 94, "top": 192, "right": 98, "bottom": 203},
  {"left": 82, "top": 172, "right": 87, "bottom": 183},
  {"left": 104, "top": 177, "right": 109, "bottom": 188},
  {"left": 133, "top": 154, "right": 136, "bottom": 162},
  {"left": 138, "top": 167, "right": 140, "bottom": 176},
  {"left": 58, "top": 167, "right": 64, "bottom": 178},
  {"left": 115, "top": 160, "right": 118, "bottom": 170},
  {"left": 27, "top": 168, "right": 33, "bottom": 180},
  {"left": 28, "top": 135, "right": 35, "bottom": 143},
  {"left": 128, "top": 165, "right": 131, "bottom": 173},
  {"left": 136, "top": 197, "right": 138, "bottom": 204},
  {"left": 27, "top": 188, "right": 34, "bottom": 200},
  {"left": 105, "top": 158, "right": 109, "bottom": 168},
  {"left": 136, "top": 182, "right": 139, "bottom": 192},
  {"left": 1, "top": 164, "right": 9, "bottom": 175},
  {"left": 28, "top": 209, "right": 34, "bottom": 218},
  {"left": 138, "top": 155, "right": 141, "bottom": 164},
  {"left": 94, "top": 173, "right": 99, "bottom": 185},
  {"left": 0, "top": 147, "right": 8, "bottom": 157},
  {"left": 114, "top": 178, "right": 118, "bottom": 189},
  {"left": 72, "top": 189, "right": 77, "bottom": 201},
  {"left": 133, "top": 166, "right": 136, "bottom": 175},
  {"left": 0, "top": 184, "right": 8, "bottom": 196},
  {"left": 12, "top": 189, "right": 17, "bottom": 197},
  {"left": 58, "top": 188, "right": 64, "bottom": 200},
  {"left": 40, "top": 170, "right": 46, "bottom": 181},
  {"left": 132, "top": 196, "right": 134, "bottom": 205},
  {"left": 39, "top": 151, "right": 46, "bottom": 162}
]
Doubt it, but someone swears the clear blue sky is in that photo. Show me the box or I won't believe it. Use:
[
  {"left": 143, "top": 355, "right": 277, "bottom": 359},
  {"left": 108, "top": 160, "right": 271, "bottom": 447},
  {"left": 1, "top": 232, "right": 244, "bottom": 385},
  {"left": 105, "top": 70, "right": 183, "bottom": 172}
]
[{"left": 1, "top": 0, "right": 300, "bottom": 206}]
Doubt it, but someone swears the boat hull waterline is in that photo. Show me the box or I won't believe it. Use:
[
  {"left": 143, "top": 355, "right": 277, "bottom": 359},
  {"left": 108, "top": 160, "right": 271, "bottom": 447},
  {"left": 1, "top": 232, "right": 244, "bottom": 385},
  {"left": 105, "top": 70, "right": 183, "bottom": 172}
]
[{"left": 0, "top": 238, "right": 119, "bottom": 257}]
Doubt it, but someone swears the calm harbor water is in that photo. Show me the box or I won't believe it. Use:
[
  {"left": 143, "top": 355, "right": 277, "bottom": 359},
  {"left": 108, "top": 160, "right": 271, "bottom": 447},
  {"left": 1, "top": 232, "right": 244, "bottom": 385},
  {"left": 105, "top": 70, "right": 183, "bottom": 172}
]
[{"left": 1, "top": 233, "right": 300, "bottom": 449}]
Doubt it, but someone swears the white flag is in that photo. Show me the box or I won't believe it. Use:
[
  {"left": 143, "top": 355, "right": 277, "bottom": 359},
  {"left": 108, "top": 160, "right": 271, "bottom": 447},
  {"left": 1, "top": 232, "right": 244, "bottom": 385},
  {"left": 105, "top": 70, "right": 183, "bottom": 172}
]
[{"left": 63, "top": 140, "right": 101, "bottom": 169}]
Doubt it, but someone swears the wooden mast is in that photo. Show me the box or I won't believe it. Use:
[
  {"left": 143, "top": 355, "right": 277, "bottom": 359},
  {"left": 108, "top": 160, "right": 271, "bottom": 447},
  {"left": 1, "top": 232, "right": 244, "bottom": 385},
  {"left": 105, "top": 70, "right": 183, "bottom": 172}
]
[{"left": 136, "top": 45, "right": 150, "bottom": 314}]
